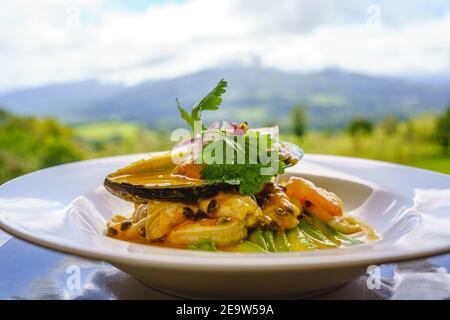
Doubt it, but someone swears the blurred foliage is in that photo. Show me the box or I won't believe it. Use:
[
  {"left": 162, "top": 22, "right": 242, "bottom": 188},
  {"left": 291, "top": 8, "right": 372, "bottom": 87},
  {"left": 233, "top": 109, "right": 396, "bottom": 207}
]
[
  {"left": 379, "top": 116, "right": 399, "bottom": 135},
  {"left": 436, "top": 106, "right": 450, "bottom": 155},
  {"left": 73, "top": 121, "right": 174, "bottom": 158},
  {"left": 346, "top": 117, "right": 374, "bottom": 153},
  {"left": 291, "top": 105, "right": 307, "bottom": 138},
  {"left": 0, "top": 107, "right": 449, "bottom": 185},
  {"left": 284, "top": 110, "right": 450, "bottom": 174},
  {"left": 0, "top": 112, "right": 175, "bottom": 184},
  {"left": 346, "top": 117, "right": 374, "bottom": 136},
  {"left": 0, "top": 109, "right": 84, "bottom": 183}
]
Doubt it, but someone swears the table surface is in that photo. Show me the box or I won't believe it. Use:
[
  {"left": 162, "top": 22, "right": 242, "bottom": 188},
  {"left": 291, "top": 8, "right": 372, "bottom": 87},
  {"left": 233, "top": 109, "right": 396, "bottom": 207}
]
[{"left": 1, "top": 230, "right": 450, "bottom": 300}]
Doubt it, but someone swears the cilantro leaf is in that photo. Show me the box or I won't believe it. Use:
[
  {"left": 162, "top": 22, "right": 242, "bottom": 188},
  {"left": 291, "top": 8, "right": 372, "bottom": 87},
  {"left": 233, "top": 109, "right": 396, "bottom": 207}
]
[
  {"left": 201, "top": 162, "right": 285, "bottom": 196},
  {"left": 176, "top": 98, "right": 194, "bottom": 129},
  {"left": 199, "top": 130, "right": 287, "bottom": 196},
  {"left": 175, "top": 79, "right": 290, "bottom": 196},
  {"left": 176, "top": 79, "right": 228, "bottom": 131}
]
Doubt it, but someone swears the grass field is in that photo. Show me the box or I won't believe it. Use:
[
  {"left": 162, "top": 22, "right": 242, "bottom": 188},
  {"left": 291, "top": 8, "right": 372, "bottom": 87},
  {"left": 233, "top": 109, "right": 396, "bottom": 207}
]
[
  {"left": 282, "top": 112, "right": 450, "bottom": 174},
  {"left": 284, "top": 133, "right": 450, "bottom": 175},
  {"left": 73, "top": 121, "right": 174, "bottom": 157},
  {"left": 74, "top": 121, "right": 142, "bottom": 142},
  {"left": 407, "top": 157, "right": 450, "bottom": 174}
]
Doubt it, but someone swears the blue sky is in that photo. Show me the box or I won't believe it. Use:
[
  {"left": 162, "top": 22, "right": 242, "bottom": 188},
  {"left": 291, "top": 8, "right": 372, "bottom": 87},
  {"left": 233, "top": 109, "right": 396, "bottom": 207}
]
[
  {"left": 104, "top": 0, "right": 186, "bottom": 11},
  {"left": 0, "top": 0, "right": 449, "bottom": 92}
]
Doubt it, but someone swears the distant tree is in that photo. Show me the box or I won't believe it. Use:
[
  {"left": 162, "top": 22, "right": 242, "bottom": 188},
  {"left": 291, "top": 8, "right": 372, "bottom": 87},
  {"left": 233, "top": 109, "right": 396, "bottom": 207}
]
[
  {"left": 0, "top": 112, "right": 84, "bottom": 183},
  {"left": 41, "top": 140, "right": 84, "bottom": 167},
  {"left": 347, "top": 117, "right": 373, "bottom": 137},
  {"left": 436, "top": 106, "right": 450, "bottom": 155},
  {"left": 403, "top": 120, "right": 416, "bottom": 143},
  {"left": 379, "top": 116, "right": 399, "bottom": 135},
  {"left": 291, "top": 105, "right": 307, "bottom": 137},
  {"left": 0, "top": 108, "right": 10, "bottom": 123},
  {"left": 346, "top": 117, "right": 373, "bottom": 152}
]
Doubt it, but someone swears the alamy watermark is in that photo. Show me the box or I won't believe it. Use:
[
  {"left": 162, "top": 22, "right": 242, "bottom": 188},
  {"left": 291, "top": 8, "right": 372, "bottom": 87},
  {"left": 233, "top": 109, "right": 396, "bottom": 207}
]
[
  {"left": 66, "top": 264, "right": 82, "bottom": 291},
  {"left": 366, "top": 265, "right": 382, "bottom": 290},
  {"left": 366, "top": 5, "right": 382, "bottom": 29},
  {"left": 66, "top": 5, "right": 82, "bottom": 30}
]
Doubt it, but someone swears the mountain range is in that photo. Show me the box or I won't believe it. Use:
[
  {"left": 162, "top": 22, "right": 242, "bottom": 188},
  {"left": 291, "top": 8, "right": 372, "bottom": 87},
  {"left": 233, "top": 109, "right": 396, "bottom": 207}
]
[{"left": 1, "top": 67, "right": 449, "bottom": 129}]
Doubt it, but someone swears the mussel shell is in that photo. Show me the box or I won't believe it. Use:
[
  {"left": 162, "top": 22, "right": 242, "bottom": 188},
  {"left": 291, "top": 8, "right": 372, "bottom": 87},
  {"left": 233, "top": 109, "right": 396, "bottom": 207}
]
[
  {"left": 103, "top": 152, "right": 238, "bottom": 202},
  {"left": 104, "top": 177, "right": 237, "bottom": 203},
  {"left": 103, "top": 141, "right": 303, "bottom": 203},
  {"left": 280, "top": 142, "right": 304, "bottom": 167}
]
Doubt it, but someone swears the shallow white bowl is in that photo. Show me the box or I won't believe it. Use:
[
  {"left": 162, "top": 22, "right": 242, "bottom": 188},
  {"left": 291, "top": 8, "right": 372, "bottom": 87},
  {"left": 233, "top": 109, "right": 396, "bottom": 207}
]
[{"left": 1, "top": 154, "right": 450, "bottom": 298}]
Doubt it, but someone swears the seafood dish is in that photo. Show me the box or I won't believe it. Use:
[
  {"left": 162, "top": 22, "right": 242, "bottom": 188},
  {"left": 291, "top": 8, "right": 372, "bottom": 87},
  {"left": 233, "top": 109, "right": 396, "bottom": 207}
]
[{"left": 104, "top": 80, "right": 377, "bottom": 252}]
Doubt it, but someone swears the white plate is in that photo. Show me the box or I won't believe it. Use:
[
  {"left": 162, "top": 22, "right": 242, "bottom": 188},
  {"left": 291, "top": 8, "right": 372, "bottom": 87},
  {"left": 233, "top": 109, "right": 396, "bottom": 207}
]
[{"left": 1, "top": 154, "right": 450, "bottom": 298}]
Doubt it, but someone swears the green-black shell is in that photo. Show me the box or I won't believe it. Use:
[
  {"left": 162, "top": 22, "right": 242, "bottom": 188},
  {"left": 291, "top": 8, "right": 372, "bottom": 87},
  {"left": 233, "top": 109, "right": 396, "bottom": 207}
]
[
  {"left": 104, "top": 177, "right": 237, "bottom": 203},
  {"left": 104, "top": 141, "right": 303, "bottom": 202}
]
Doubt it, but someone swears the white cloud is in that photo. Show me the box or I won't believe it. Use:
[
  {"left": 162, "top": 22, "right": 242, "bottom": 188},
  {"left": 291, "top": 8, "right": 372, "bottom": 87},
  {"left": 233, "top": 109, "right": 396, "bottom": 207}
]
[
  {"left": 0, "top": 0, "right": 449, "bottom": 92},
  {"left": 261, "top": 17, "right": 450, "bottom": 76}
]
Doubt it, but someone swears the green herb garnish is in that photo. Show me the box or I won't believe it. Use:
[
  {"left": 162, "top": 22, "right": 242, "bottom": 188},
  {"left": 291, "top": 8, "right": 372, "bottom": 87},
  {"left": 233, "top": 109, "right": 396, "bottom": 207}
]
[
  {"left": 201, "top": 162, "right": 285, "bottom": 196},
  {"left": 176, "top": 79, "right": 228, "bottom": 131},
  {"left": 175, "top": 79, "right": 287, "bottom": 196},
  {"left": 199, "top": 131, "right": 286, "bottom": 195}
]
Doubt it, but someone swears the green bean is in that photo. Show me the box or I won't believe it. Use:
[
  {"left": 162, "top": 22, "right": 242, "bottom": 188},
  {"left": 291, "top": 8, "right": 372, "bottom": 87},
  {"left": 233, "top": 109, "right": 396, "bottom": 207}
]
[
  {"left": 187, "top": 240, "right": 218, "bottom": 252},
  {"left": 274, "top": 231, "right": 291, "bottom": 252},
  {"left": 248, "top": 229, "right": 269, "bottom": 251},
  {"left": 331, "top": 229, "right": 363, "bottom": 245},
  {"left": 286, "top": 226, "right": 317, "bottom": 251},
  {"left": 263, "top": 230, "right": 278, "bottom": 252},
  {"left": 311, "top": 216, "right": 342, "bottom": 245},
  {"left": 300, "top": 220, "right": 338, "bottom": 249},
  {"left": 228, "top": 241, "right": 267, "bottom": 253},
  {"left": 312, "top": 216, "right": 362, "bottom": 245}
]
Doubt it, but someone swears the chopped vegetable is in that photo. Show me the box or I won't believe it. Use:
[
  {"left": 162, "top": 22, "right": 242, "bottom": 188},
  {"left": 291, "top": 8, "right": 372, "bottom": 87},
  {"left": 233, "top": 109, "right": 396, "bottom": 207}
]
[
  {"left": 286, "top": 226, "right": 317, "bottom": 251},
  {"left": 228, "top": 241, "right": 267, "bottom": 253},
  {"left": 187, "top": 240, "right": 218, "bottom": 252},
  {"left": 299, "top": 220, "right": 338, "bottom": 249},
  {"left": 274, "top": 231, "right": 291, "bottom": 252},
  {"left": 248, "top": 229, "right": 269, "bottom": 251},
  {"left": 263, "top": 230, "right": 278, "bottom": 252},
  {"left": 312, "top": 216, "right": 363, "bottom": 245}
]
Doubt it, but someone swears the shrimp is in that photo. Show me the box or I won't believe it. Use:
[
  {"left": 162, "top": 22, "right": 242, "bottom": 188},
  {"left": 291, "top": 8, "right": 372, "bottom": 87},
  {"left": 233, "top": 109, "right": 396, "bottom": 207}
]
[
  {"left": 167, "top": 217, "right": 247, "bottom": 246},
  {"left": 285, "top": 177, "right": 343, "bottom": 221},
  {"left": 198, "top": 192, "right": 263, "bottom": 227},
  {"left": 163, "top": 193, "right": 259, "bottom": 246},
  {"left": 144, "top": 200, "right": 196, "bottom": 241},
  {"left": 284, "top": 177, "right": 364, "bottom": 234},
  {"left": 111, "top": 192, "right": 263, "bottom": 245},
  {"left": 260, "top": 185, "right": 301, "bottom": 229}
]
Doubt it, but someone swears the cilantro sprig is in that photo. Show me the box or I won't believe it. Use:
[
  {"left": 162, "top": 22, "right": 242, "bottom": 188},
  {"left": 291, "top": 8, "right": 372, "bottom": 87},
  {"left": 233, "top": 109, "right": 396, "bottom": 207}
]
[
  {"left": 175, "top": 79, "right": 287, "bottom": 196},
  {"left": 177, "top": 79, "right": 228, "bottom": 131}
]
